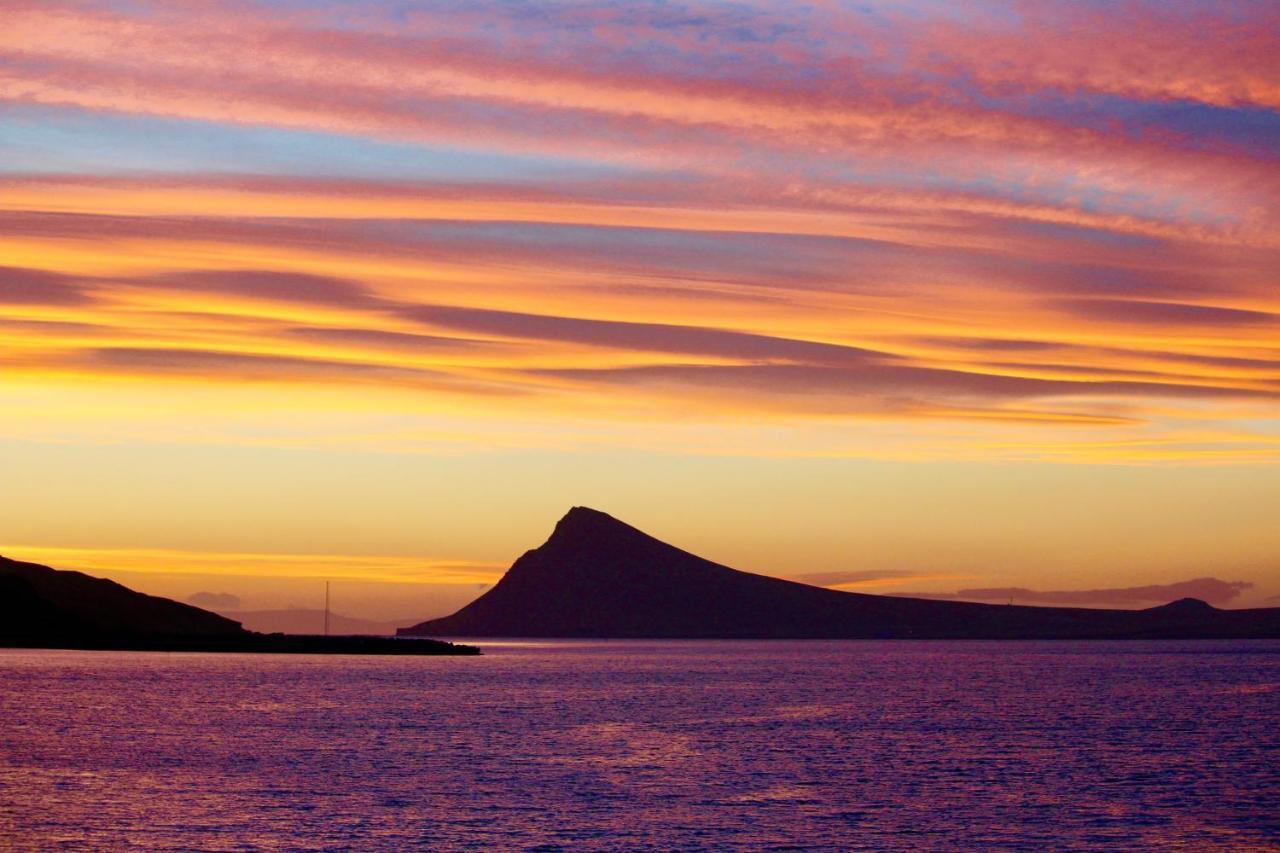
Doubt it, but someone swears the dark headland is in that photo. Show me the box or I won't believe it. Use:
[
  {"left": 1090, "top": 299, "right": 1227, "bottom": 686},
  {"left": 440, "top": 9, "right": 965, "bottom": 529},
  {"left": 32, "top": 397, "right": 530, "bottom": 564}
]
[
  {"left": 401, "top": 507, "right": 1280, "bottom": 640},
  {"left": 0, "top": 555, "right": 478, "bottom": 655}
]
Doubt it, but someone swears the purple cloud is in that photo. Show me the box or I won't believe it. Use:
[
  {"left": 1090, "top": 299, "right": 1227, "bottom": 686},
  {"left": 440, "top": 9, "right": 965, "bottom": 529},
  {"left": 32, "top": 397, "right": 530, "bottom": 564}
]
[
  {"left": 1051, "top": 299, "right": 1278, "bottom": 327},
  {"left": 0, "top": 266, "right": 94, "bottom": 305},
  {"left": 404, "top": 304, "right": 894, "bottom": 365},
  {"left": 284, "top": 326, "right": 498, "bottom": 352},
  {"left": 187, "top": 591, "right": 241, "bottom": 610},
  {"left": 82, "top": 346, "right": 513, "bottom": 396},
  {"left": 791, "top": 570, "right": 917, "bottom": 587},
  {"left": 905, "top": 578, "right": 1253, "bottom": 608},
  {"left": 532, "top": 363, "right": 1278, "bottom": 403},
  {"left": 140, "top": 269, "right": 384, "bottom": 309}
]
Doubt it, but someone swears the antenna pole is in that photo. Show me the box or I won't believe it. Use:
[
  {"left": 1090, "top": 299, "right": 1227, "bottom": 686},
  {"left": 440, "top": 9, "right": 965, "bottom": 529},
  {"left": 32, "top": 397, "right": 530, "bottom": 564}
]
[{"left": 324, "top": 581, "right": 330, "bottom": 636}]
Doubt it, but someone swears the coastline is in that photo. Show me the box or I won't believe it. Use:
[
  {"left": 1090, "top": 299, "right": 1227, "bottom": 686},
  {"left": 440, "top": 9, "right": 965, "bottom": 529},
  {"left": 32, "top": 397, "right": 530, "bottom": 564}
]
[{"left": 0, "top": 634, "right": 481, "bottom": 656}]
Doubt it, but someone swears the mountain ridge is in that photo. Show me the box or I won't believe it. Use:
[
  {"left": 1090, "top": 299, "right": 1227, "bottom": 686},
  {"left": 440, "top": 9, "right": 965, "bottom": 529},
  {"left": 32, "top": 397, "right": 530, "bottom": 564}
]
[
  {"left": 0, "top": 554, "right": 476, "bottom": 655},
  {"left": 1, "top": 554, "right": 244, "bottom": 639},
  {"left": 401, "top": 507, "right": 1280, "bottom": 639}
]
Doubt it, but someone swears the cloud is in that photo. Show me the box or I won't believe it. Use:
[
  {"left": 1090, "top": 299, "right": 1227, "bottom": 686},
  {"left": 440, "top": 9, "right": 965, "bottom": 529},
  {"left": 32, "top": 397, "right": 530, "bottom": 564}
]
[
  {"left": 790, "top": 570, "right": 917, "bottom": 588},
  {"left": 913, "top": 336, "right": 1280, "bottom": 378},
  {"left": 1051, "top": 299, "right": 1279, "bottom": 327},
  {"left": 8, "top": 0, "right": 1278, "bottom": 231},
  {"left": 139, "top": 269, "right": 384, "bottom": 310},
  {"left": 405, "top": 304, "right": 894, "bottom": 365},
  {"left": 0, "top": 208, "right": 377, "bottom": 253},
  {"left": 78, "top": 347, "right": 520, "bottom": 396},
  {"left": 0, "top": 266, "right": 94, "bottom": 305},
  {"left": 907, "top": 578, "right": 1254, "bottom": 608},
  {"left": 0, "top": 318, "right": 106, "bottom": 335},
  {"left": 532, "top": 363, "right": 1277, "bottom": 408},
  {"left": 2, "top": 0, "right": 1278, "bottom": 463},
  {"left": 90, "top": 347, "right": 416, "bottom": 378},
  {"left": 283, "top": 326, "right": 497, "bottom": 353},
  {"left": 187, "top": 591, "right": 241, "bottom": 610},
  {"left": 914, "top": 337, "right": 1061, "bottom": 354}
]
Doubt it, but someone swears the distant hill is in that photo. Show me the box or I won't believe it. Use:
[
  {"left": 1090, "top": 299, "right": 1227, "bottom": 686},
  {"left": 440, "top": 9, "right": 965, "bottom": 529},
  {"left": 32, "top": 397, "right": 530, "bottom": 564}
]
[
  {"left": 220, "top": 609, "right": 411, "bottom": 636},
  {"left": 1, "top": 554, "right": 243, "bottom": 640},
  {"left": 0, "top": 555, "right": 476, "bottom": 655},
  {"left": 400, "top": 507, "right": 1280, "bottom": 640}
]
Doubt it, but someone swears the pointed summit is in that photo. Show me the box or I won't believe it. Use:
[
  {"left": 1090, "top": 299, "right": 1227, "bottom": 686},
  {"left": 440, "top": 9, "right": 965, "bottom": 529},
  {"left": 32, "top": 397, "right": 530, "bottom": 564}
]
[
  {"left": 550, "top": 505, "right": 640, "bottom": 539},
  {"left": 558, "top": 505, "right": 618, "bottom": 527},
  {"left": 543, "top": 506, "right": 662, "bottom": 553},
  {"left": 398, "top": 509, "right": 1280, "bottom": 640}
]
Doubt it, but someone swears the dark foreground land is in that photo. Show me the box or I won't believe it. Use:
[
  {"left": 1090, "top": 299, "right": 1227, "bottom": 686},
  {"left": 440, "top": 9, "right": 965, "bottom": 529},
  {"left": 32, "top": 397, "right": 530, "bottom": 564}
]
[
  {"left": 0, "top": 634, "right": 479, "bottom": 655},
  {"left": 0, "top": 554, "right": 477, "bottom": 655}
]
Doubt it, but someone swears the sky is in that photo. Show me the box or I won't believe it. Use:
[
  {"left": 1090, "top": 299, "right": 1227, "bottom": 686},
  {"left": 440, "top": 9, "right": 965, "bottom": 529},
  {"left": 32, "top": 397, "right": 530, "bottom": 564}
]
[{"left": 1, "top": 0, "right": 1278, "bottom": 619}]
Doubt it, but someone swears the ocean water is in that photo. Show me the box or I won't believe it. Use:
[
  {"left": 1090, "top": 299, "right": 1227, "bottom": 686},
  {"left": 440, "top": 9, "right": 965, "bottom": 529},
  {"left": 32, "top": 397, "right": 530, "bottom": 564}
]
[{"left": 0, "top": 641, "right": 1277, "bottom": 851}]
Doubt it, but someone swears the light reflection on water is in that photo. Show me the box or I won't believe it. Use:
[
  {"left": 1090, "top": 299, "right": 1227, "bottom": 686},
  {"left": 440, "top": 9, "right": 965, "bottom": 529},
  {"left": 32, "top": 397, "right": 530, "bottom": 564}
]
[{"left": 1, "top": 641, "right": 1277, "bottom": 850}]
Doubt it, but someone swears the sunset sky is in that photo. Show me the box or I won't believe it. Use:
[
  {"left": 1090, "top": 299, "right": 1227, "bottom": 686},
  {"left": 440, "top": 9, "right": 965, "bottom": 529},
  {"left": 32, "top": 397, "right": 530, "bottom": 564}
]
[{"left": 2, "top": 0, "right": 1278, "bottom": 618}]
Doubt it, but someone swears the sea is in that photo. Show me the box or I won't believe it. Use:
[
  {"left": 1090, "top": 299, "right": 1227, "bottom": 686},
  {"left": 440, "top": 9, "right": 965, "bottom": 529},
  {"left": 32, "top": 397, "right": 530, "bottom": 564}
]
[{"left": 1, "top": 640, "right": 1277, "bottom": 851}]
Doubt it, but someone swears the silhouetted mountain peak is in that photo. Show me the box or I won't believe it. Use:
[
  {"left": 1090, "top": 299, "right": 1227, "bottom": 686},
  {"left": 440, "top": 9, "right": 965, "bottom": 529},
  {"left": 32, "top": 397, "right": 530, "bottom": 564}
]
[
  {"left": 1150, "top": 597, "right": 1216, "bottom": 614},
  {"left": 553, "top": 506, "right": 637, "bottom": 536},
  {"left": 542, "top": 506, "right": 666, "bottom": 557},
  {"left": 400, "top": 509, "right": 1280, "bottom": 640}
]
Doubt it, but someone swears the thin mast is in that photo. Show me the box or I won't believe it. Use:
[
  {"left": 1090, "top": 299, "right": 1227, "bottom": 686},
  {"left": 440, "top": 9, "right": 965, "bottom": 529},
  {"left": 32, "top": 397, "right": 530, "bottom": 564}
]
[{"left": 324, "top": 581, "right": 330, "bottom": 636}]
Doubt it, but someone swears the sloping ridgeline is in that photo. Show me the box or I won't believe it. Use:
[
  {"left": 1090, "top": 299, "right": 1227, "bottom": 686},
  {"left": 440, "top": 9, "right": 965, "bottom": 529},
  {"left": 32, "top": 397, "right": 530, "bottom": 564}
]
[
  {"left": 401, "top": 507, "right": 1280, "bottom": 640},
  {"left": 0, "top": 555, "right": 241, "bottom": 640},
  {"left": 0, "top": 555, "right": 476, "bottom": 655}
]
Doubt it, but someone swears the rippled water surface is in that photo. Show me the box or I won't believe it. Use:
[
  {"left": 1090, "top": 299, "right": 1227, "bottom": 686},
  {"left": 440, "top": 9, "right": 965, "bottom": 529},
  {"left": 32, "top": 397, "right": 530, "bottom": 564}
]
[{"left": 1, "top": 641, "right": 1277, "bottom": 850}]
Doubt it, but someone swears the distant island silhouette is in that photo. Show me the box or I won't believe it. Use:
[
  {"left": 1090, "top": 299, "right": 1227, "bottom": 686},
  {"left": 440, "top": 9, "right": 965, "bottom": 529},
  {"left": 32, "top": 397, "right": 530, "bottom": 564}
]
[
  {"left": 400, "top": 507, "right": 1280, "bottom": 640},
  {"left": 0, "top": 555, "right": 478, "bottom": 655},
  {"left": 217, "top": 609, "right": 412, "bottom": 636}
]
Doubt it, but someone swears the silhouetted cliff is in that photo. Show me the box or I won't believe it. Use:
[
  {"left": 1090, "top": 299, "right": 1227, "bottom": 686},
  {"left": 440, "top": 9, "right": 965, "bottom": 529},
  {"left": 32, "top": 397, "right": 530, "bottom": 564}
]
[
  {"left": 0, "top": 555, "right": 243, "bottom": 639},
  {"left": 0, "top": 555, "right": 477, "bottom": 655},
  {"left": 400, "top": 507, "right": 1280, "bottom": 640}
]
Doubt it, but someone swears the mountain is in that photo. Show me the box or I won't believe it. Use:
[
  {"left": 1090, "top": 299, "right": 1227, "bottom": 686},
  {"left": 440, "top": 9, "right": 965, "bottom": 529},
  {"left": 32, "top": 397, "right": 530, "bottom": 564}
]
[
  {"left": 0, "top": 555, "right": 476, "bottom": 654},
  {"left": 400, "top": 507, "right": 1280, "bottom": 639},
  {"left": 220, "top": 609, "right": 411, "bottom": 636},
  {"left": 1, "top": 554, "right": 244, "bottom": 640}
]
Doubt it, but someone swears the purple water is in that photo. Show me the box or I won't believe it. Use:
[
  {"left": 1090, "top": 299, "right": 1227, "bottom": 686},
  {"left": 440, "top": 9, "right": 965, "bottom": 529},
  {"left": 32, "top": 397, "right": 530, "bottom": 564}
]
[{"left": 2, "top": 641, "right": 1277, "bottom": 850}]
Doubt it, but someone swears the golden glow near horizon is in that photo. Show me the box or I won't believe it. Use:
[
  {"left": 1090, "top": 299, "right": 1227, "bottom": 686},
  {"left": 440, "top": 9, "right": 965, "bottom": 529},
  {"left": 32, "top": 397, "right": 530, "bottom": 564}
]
[{"left": 2, "top": 0, "right": 1278, "bottom": 616}]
